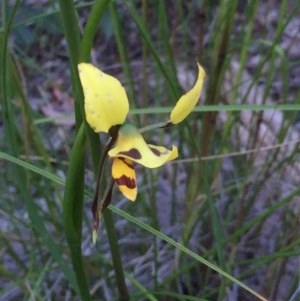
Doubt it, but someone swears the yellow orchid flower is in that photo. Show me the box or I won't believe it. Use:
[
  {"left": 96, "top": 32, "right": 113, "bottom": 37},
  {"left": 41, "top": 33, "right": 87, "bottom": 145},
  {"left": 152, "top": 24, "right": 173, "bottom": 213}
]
[
  {"left": 109, "top": 123, "right": 178, "bottom": 201},
  {"left": 78, "top": 62, "right": 205, "bottom": 203},
  {"left": 109, "top": 123, "right": 178, "bottom": 169}
]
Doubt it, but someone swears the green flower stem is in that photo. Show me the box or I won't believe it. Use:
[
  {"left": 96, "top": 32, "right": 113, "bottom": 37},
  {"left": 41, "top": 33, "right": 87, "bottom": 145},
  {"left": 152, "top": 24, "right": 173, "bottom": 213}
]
[
  {"left": 125, "top": 3, "right": 180, "bottom": 100},
  {"left": 109, "top": 2, "right": 138, "bottom": 115},
  {"left": 139, "top": 121, "right": 171, "bottom": 134},
  {"left": 58, "top": 0, "right": 83, "bottom": 127},
  {"left": 103, "top": 208, "right": 129, "bottom": 301},
  {"left": 91, "top": 130, "right": 129, "bottom": 299},
  {"left": 81, "top": 0, "right": 112, "bottom": 61}
]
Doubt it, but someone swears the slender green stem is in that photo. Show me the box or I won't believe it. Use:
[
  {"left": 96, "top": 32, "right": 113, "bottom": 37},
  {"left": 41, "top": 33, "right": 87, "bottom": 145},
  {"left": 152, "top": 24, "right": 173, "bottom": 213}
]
[
  {"left": 58, "top": 0, "right": 83, "bottom": 128},
  {"left": 81, "top": 0, "right": 112, "bottom": 61},
  {"left": 128, "top": 103, "right": 300, "bottom": 115},
  {"left": 110, "top": 206, "right": 269, "bottom": 301},
  {"left": 103, "top": 208, "right": 129, "bottom": 301},
  {"left": 109, "top": 2, "right": 137, "bottom": 111},
  {"left": 0, "top": 0, "right": 5, "bottom": 30},
  {"left": 139, "top": 121, "right": 171, "bottom": 134},
  {"left": 1, "top": 0, "right": 21, "bottom": 154},
  {"left": 157, "top": 0, "right": 178, "bottom": 87},
  {"left": 125, "top": 3, "right": 180, "bottom": 101}
]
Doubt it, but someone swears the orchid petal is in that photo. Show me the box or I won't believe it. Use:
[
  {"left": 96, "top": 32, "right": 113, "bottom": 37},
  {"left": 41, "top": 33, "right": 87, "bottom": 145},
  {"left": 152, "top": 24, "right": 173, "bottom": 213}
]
[
  {"left": 78, "top": 63, "right": 129, "bottom": 133},
  {"left": 170, "top": 63, "right": 205, "bottom": 124},
  {"left": 108, "top": 124, "right": 178, "bottom": 168},
  {"left": 112, "top": 158, "right": 137, "bottom": 201}
]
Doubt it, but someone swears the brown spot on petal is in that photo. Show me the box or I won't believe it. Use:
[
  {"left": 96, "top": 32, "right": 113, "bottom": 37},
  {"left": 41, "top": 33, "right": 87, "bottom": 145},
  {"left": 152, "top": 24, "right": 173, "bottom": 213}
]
[
  {"left": 119, "top": 148, "right": 142, "bottom": 159},
  {"left": 120, "top": 158, "right": 135, "bottom": 169},
  {"left": 149, "top": 147, "right": 161, "bottom": 156},
  {"left": 116, "top": 175, "right": 136, "bottom": 189}
]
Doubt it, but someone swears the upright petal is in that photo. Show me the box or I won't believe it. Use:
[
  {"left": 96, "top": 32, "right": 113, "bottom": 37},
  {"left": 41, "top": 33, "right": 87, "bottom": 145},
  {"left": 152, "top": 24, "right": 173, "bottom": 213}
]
[
  {"left": 170, "top": 63, "right": 205, "bottom": 124},
  {"left": 112, "top": 158, "right": 137, "bottom": 201},
  {"left": 108, "top": 124, "right": 178, "bottom": 168},
  {"left": 78, "top": 63, "right": 129, "bottom": 133}
]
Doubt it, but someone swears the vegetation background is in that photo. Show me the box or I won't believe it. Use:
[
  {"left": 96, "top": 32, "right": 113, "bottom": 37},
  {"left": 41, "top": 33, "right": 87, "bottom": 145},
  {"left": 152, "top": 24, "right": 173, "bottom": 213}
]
[{"left": 1, "top": 0, "right": 300, "bottom": 300}]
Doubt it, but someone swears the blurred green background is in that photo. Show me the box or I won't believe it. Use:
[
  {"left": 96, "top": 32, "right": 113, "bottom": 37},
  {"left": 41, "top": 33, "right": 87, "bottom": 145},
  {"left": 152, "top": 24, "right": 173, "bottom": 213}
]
[{"left": 1, "top": 1, "right": 300, "bottom": 300}]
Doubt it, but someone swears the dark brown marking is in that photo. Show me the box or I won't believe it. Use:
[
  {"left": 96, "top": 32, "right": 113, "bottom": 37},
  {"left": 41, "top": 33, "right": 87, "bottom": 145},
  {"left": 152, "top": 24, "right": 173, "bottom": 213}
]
[
  {"left": 116, "top": 175, "right": 136, "bottom": 189},
  {"left": 120, "top": 158, "right": 134, "bottom": 169},
  {"left": 119, "top": 148, "right": 142, "bottom": 159},
  {"left": 149, "top": 147, "right": 161, "bottom": 156},
  {"left": 101, "top": 183, "right": 114, "bottom": 213}
]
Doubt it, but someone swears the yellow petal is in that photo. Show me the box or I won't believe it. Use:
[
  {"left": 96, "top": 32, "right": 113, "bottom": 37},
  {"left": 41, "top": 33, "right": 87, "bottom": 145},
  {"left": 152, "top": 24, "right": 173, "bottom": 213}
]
[
  {"left": 112, "top": 158, "right": 137, "bottom": 201},
  {"left": 170, "top": 63, "right": 205, "bottom": 124},
  {"left": 108, "top": 124, "right": 178, "bottom": 168},
  {"left": 78, "top": 63, "right": 129, "bottom": 133}
]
